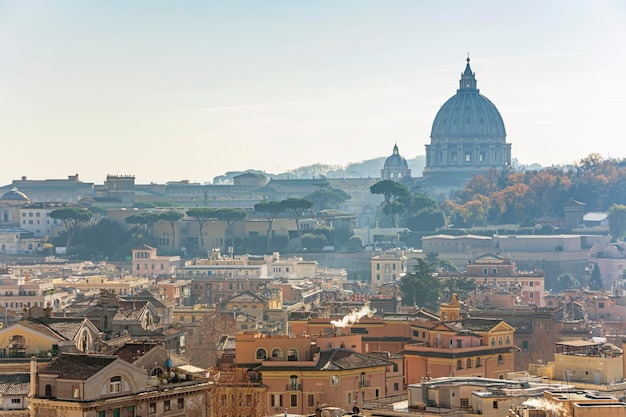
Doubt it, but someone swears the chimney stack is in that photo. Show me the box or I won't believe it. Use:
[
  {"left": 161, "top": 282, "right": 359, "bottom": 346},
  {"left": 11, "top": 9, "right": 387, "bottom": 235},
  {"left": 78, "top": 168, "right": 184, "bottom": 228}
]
[{"left": 29, "top": 357, "right": 37, "bottom": 397}]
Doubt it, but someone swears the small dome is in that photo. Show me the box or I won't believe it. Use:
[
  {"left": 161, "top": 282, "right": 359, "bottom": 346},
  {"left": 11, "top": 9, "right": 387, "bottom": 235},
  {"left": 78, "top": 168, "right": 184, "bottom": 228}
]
[
  {"left": 1, "top": 187, "right": 29, "bottom": 201},
  {"left": 384, "top": 144, "right": 408, "bottom": 168}
]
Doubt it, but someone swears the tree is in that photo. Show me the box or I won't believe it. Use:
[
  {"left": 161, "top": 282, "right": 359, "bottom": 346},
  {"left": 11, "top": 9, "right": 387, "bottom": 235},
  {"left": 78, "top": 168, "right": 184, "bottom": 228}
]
[
  {"left": 406, "top": 208, "right": 446, "bottom": 232},
  {"left": 588, "top": 262, "right": 603, "bottom": 291},
  {"left": 370, "top": 180, "right": 409, "bottom": 228},
  {"left": 49, "top": 207, "right": 93, "bottom": 249},
  {"left": 253, "top": 200, "right": 285, "bottom": 251},
  {"left": 158, "top": 210, "right": 184, "bottom": 250},
  {"left": 399, "top": 258, "right": 442, "bottom": 310},
  {"left": 304, "top": 187, "right": 350, "bottom": 210},
  {"left": 443, "top": 276, "right": 476, "bottom": 300},
  {"left": 125, "top": 212, "right": 159, "bottom": 244},
  {"left": 301, "top": 233, "right": 328, "bottom": 252},
  {"left": 207, "top": 368, "right": 265, "bottom": 417},
  {"left": 214, "top": 208, "right": 248, "bottom": 252},
  {"left": 186, "top": 207, "right": 218, "bottom": 253},
  {"left": 608, "top": 204, "right": 626, "bottom": 242},
  {"left": 282, "top": 198, "right": 313, "bottom": 239},
  {"left": 184, "top": 310, "right": 237, "bottom": 369}
]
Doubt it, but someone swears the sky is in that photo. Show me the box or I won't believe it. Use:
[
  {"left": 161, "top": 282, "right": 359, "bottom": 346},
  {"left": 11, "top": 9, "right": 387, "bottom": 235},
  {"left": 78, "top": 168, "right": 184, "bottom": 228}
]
[{"left": 1, "top": 1, "right": 625, "bottom": 185}]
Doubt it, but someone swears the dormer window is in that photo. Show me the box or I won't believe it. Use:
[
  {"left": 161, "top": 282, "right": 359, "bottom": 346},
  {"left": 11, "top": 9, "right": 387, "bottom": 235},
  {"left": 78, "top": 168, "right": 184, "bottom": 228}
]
[{"left": 109, "top": 376, "right": 121, "bottom": 393}]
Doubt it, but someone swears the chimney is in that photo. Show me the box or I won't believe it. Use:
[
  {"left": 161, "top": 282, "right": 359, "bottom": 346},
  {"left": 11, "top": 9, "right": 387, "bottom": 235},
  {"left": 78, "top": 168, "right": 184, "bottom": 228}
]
[{"left": 29, "top": 357, "right": 37, "bottom": 397}]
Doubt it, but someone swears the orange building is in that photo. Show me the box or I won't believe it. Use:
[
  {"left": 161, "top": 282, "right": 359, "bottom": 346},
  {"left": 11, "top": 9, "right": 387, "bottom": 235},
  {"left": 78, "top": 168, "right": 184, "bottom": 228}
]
[
  {"left": 402, "top": 294, "right": 516, "bottom": 385},
  {"left": 233, "top": 332, "right": 402, "bottom": 415}
]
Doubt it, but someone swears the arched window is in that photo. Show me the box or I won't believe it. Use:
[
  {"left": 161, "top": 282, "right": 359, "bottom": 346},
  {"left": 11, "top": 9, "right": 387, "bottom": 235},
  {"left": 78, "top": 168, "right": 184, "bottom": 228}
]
[
  {"left": 491, "top": 337, "right": 495, "bottom": 347},
  {"left": 80, "top": 329, "right": 89, "bottom": 352},
  {"left": 256, "top": 348, "right": 267, "bottom": 360},
  {"left": 497, "top": 355, "right": 503, "bottom": 365},
  {"left": 466, "top": 358, "right": 472, "bottom": 368},
  {"left": 505, "top": 335, "right": 511, "bottom": 345},
  {"left": 476, "top": 357, "right": 481, "bottom": 367},
  {"left": 456, "top": 360, "right": 462, "bottom": 370},
  {"left": 498, "top": 336, "right": 503, "bottom": 346},
  {"left": 271, "top": 348, "right": 283, "bottom": 358},
  {"left": 287, "top": 348, "right": 298, "bottom": 361},
  {"left": 45, "top": 384, "right": 52, "bottom": 397}
]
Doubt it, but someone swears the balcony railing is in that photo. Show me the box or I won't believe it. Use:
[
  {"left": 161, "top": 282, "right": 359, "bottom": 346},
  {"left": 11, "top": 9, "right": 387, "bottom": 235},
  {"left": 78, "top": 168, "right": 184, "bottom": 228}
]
[
  {"left": 286, "top": 383, "right": 302, "bottom": 391},
  {"left": 360, "top": 380, "right": 370, "bottom": 388}
]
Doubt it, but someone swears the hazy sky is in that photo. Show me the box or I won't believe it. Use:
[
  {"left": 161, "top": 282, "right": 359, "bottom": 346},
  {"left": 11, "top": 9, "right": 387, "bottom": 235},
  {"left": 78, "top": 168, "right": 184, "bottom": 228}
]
[{"left": 1, "top": 1, "right": 625, "bottom": 185}]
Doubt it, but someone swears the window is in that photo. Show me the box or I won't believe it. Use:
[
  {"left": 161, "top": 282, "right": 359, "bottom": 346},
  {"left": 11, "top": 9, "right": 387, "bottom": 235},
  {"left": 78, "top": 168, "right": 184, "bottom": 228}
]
[
  {"left": 493, "top": 401, "right": 498, "bottom": 409},
  {"left": 491, "top": 337, "right": 495, "bottom": 347},
  {"left": 177, "top": 398, "right": 184, "bottom": 410},
  {"left": 505, "top": 336, "right": 510, "bottom": 345},
  {"left": 45, "top": 384, "right": 52, "bottom": 397},
  {"left": 498, "top": 336, "right": 503, "bottom": 346},
  {"left": 11, "top": 398, "right": 21, "bottom": 404},
  {"left": 476, "top": 357, "right": 481, "bottom": 367},
  {"left": 287, "top": 348, "right": 298, "bottom": 361},
  {"left": 492, "top": 268, "right": 497, "bottom": 275},
  {"left": 271, "top": 394, "right": 283, "bottom": 407},
  {"left": 290, "top": 394, "right": 297, "bottom": 407},
  {"left": 529, "top": 292, "right": 534, "bottom": 299},
  {"left": 460, "top": 398, "right": 469, "bottom": 407},
  {"left": 308, "top": 394, "right": 315, "bottom": 407},
  {"left": 497, "top": 355, "right": 503, "bottom": 365},
  {"left": 164, "top": 400, "right": 170, "bottom": 411},
  {"left": 529, "top": 281, "right": 534, "bottom": 287},
  {"left": 467, "top": 358, "right": 472, "bottom": 368},
  {"left": 456, "top": 339, "right": 462, "bottom": 348},
  {"left": 331, "top": 375, "right": 339, "bottom": 385},
  {"left": 522, "top": 340, "right": 528, "bottom": 351},
  {"left": 457, "top": 360, "right": 462, "bottom": 370},
  {"left": 272, "top": 348, "right": 283, "bottom": 358},
  {"left": 110, "top": 376, "right": 121, "bottom": 393},
  {"left": 483, "top": 268, "right": 488, "bottom": 275},
  {"left": 149, "top": 403, "right": 156, "bottom": 414},
  {"left": 256, "top": 348, "right": 267, "bottom": 360},
  {"left": 393, "top": 382, "right": 399, "bottom": 391}
]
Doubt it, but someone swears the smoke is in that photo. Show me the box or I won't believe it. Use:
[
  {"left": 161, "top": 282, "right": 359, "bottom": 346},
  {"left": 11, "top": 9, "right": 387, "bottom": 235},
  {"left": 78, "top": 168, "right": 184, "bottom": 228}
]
[
  {"left": 523, "top": 399, "right": 568, "bottom": 417},
  {"left": 331, "top": 305, "right": 376, "bottom": 328}
]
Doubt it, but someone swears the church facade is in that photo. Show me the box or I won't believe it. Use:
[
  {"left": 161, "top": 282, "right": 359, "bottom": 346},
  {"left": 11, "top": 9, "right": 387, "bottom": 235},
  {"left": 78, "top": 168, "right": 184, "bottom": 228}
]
[{"left": 423, "top": 57, "right": 512, "bottom": 195}]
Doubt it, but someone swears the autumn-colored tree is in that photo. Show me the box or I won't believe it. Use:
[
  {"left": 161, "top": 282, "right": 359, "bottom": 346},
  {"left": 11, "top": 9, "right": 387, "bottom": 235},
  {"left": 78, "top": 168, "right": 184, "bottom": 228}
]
[
  {"left": 184, "top": 311, "right": 237, "bottom": 369},
  {"left": 207, "top": 368, "right": 266, "bottom": 417}
]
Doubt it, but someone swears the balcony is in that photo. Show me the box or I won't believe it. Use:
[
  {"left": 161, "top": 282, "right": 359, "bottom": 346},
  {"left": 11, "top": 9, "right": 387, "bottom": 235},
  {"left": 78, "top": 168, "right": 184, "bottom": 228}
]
[
  {"left": 286, "top": 382, "right": 302, "bottom": 391},
  {"left": 360, "top": 380, "right": 370, "bottom": 388}
]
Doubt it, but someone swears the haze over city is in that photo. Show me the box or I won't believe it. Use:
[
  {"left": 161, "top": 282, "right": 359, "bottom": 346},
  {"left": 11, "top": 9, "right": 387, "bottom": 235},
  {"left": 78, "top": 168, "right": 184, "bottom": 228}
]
[{"left": 1, "top": 1, "right": 625, "bottom": 185}]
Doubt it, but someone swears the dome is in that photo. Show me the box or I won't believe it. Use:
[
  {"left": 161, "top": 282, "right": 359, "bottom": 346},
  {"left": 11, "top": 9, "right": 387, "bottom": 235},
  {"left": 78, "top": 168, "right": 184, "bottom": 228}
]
[
  {"left": 384, "top": 144, "right": 408, "bottom": 168},
  {"left": 1, "top": 187, "right": 29, "bottom": 201},
  {"left": 430, "top": 57, "right": 506, "bottom": 142}
]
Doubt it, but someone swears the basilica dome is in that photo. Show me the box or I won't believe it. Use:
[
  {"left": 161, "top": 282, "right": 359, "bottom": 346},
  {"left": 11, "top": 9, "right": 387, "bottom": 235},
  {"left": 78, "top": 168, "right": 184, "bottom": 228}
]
[
  {"left": 384, "top": 144, "right": 408, "bottom": 168},
  {"left": 0, "top": 187, "right": 29, "bottom": 202},
  {"left": 423, "top": 57, "right": 512, "bottom": 194},
  {"left": 430, "top": 57, "right": 506, "bottom": 143}
]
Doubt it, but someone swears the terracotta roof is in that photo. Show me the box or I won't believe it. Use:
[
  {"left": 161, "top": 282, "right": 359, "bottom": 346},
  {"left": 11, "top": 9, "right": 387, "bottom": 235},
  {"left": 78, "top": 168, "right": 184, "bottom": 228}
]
[
  {"left": 112, "top": 301, "right": 149, "bottom": 321},
  {"left": 37, "top": 318, "right": 87, "bottom": 340},
  {"left": 317, "top": 348, "right": 392, "bottom": 371},
  {"left": 0, "top": 373, "right": 30, "bottom": 396},
  {"left": 40, "top": 354, "right": 117, "bottom": 380},
  {"left": 112, "top": 342, "right": 158, "bottom": 363}
]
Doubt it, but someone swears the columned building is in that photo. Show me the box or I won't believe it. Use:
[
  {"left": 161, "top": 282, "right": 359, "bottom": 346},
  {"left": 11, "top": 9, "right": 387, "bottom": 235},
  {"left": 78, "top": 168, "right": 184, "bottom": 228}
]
[{"left": 423, "top": 57, "right": 511, "bottom": 195}]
